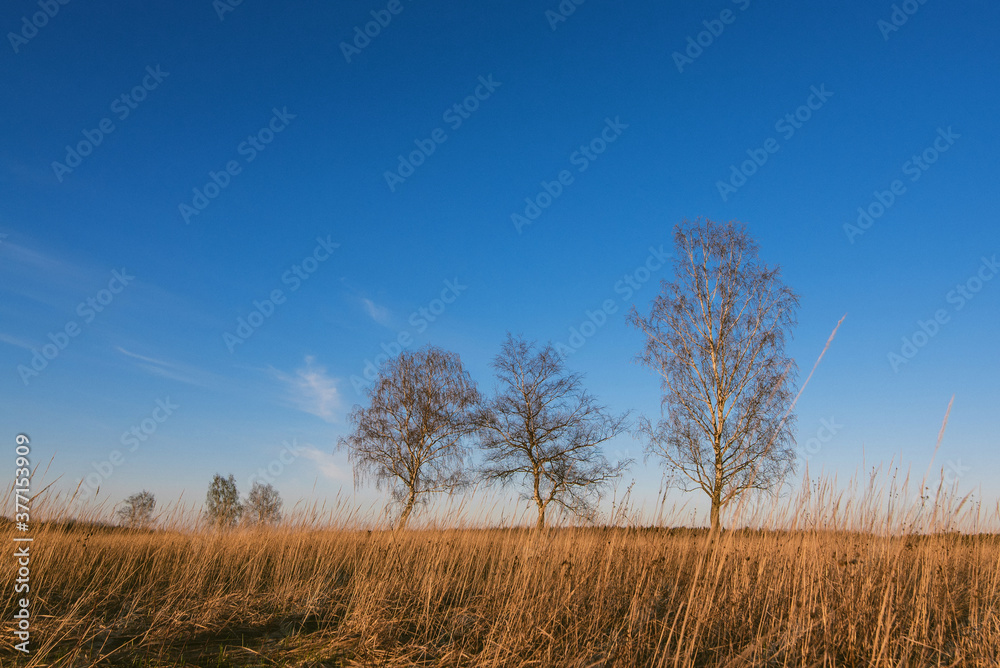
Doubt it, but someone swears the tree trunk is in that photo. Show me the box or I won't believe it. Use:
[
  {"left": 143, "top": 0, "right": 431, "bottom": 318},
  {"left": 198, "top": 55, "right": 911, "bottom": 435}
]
[
  {"left": 532, "top": 466, "right": 545, "bottom": 530},
  {"left": 711, "top": 451, "right": 724, "bottom": 535},
  {"left": 397, "top": 492, "right": 416, "bottom": 530}
]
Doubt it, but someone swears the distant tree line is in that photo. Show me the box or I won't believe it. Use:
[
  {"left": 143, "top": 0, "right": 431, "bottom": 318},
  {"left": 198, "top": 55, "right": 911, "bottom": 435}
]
[{"left": 117, "top": 476, "right": 284, "bottom": 530}]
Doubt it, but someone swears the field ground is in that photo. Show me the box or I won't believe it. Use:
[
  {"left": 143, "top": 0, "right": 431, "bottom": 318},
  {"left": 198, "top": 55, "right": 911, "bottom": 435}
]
[{"left": 2, "top": 512, "right": 999, "bottom": 667}]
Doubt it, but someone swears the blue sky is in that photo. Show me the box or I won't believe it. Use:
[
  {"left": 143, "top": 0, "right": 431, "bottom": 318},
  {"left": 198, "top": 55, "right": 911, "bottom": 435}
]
[{"left": 2, "top": 0, "right": 998, "bottom": 525}]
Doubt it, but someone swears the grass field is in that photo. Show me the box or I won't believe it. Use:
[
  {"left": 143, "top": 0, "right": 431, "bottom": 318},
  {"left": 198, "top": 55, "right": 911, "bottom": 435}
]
[{"left": 2, "top": 474, "right": 998, "bottom": 667}]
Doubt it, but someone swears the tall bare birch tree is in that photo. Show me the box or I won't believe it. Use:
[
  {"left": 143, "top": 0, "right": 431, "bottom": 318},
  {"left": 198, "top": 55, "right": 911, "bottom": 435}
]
[
  {"left": 339, "top": 345, "right": 479, "bottom": 529},
  {"left": 474, "top": 334, "right": 630, "bottom": 529},
  {"left": 628, "top": 219, "right": 799, "bottom": 533}
]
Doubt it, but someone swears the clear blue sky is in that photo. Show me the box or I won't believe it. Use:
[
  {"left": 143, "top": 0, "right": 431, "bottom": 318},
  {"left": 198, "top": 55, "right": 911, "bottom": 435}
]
[{"left": 2, "top": 0, "right": 998, "bottom": 525}]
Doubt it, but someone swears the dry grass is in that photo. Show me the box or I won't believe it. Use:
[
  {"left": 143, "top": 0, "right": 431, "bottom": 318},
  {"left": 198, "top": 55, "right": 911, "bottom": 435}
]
[{"left": 2, "top": 474, "right": 999, "bottom": 667}]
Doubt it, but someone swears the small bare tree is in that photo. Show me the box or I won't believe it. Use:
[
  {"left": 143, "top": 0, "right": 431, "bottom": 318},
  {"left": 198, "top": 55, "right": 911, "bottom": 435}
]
[
  {"left": 244, "top": 481, "right": 283, "bottom": 526},
  {"left": 205, "top": 473, "right": 242, "bottom": 529},
  {"left": 116, "top": 490, "right": 155, "bottom": 528},
  {"left": 474, "top": 334, "right": 631, "bottom": 530},
  {"left": 338, "top": 345, "right": 480, "bottom": 529},
  {"left": 628, "top": 219, "right": 799, "bottom": 533}
]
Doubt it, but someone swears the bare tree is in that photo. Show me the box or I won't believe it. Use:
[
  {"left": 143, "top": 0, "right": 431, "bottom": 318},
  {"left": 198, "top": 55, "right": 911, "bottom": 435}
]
[
  {"left": 338, "top": 345, "right": 480, "bottom": 529},
  {"left": 244, "top": 481, "right": 283, "bottom": 526},
  {"left": 116, "top": 490, "right": 155, "bottom": 528},
  {"left": 628, "top": 219, "right": 799, "bottom": 533},
  {"left": 474, "top": 334, "right": 631, "bottom": 530},
  {"left": 205, "top": 473, "right": 242, "bottom": 529}
]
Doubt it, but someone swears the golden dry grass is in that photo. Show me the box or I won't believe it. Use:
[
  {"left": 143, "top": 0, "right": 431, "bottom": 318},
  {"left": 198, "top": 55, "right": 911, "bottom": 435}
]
[{"left": 2, "top": 475, "right": 998, "bottom": 667}]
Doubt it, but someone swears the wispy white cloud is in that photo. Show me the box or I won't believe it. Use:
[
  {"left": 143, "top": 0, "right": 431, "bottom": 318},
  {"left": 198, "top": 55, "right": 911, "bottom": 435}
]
[
  {"left": 361, "top": 297, "right": 393, "bottom": 327},
  {"left": 297, "top": 445, "right": 349, "bottom": 481},
  {"left": 274, "top": 356, "right": 342, "bottom": 423},
  {"left": 116, "top": 347, "right": 173, "bottom": 367},
  {"left": 3, "top": 241, "right": 71, "bottom": 274},
  {"left": 115, "top": 346, "right": 214, "bottom": 388},
  {"left": 0, "top": 239, "right": 95, "bottom": 308},
  {"left": 0, "top": 331, "right": 35, "bottom": 351}
]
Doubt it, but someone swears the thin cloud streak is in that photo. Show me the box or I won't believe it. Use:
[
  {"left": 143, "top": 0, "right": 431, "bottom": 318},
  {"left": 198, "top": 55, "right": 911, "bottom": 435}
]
[
  {"left": 0, "top": 331, "right": 37, "bottom": 351},
  {"left": 273, "top": 356, "right": 342, "bottom": 423},
  {"left": 298, "top": 445, "right": 349, "bottom": 481},
  {"left": 362, "top": 297, "right": 393, "bottom": 327},
  {"left": 115, "top": 346, "right": 216, "bottom": 388}
]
